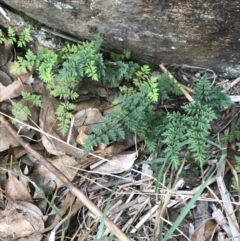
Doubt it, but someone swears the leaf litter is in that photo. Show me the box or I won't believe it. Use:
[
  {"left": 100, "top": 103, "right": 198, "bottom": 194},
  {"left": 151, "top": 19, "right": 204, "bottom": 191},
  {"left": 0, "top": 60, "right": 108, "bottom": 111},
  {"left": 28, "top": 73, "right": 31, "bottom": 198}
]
[{"left": 1, "top": 9, "right": 240, "bottom": 241}]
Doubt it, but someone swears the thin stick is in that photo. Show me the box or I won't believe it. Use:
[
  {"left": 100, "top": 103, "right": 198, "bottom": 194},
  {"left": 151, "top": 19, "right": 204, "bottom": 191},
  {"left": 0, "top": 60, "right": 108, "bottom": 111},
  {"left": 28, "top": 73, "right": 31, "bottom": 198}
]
[{"left": 0, "top": 115, "right": 130, "bottom": 241}]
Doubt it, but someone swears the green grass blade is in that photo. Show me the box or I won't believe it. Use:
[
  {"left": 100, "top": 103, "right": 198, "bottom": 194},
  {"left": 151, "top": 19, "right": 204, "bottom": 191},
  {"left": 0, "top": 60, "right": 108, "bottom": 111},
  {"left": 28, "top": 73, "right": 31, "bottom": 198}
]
[
  {"left": 96, "top": 182, "right": 119, "bottom": 239},
  {"left": 155, "top": 140, "right": 189, "bottom": 192},
  {"left": 162, "top": 152, "right": 226, "bottom": 241}
]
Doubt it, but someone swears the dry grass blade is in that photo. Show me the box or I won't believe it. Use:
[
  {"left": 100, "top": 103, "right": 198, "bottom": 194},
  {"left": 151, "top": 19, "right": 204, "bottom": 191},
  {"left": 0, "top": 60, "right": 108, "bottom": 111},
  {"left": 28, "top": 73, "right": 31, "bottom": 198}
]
[{"left": 0, "top": 115, "right": 131, "bottom": 241}]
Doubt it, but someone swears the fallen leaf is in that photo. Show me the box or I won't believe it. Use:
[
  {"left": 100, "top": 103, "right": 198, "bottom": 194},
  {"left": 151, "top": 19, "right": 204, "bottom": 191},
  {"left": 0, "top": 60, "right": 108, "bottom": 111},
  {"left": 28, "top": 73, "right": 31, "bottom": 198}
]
[
  {"left": 5, "top": 172, "right": 32, "bottom": 201},
  {"left": 32, "top": 155, "right": 78, "bottom": 195},
  {"left": 92, "top": 151, "right": 137, "bottom": 174},
  {"left": 0, "top": 201, "right": 44, "bottom": 240},
  {"left": 0, "top": 78, "right": 25, "bottom": 102},
  {"left": 191, "top": 220, "right": 217, "bottom": 241},
  {"left": 76, "top": 131, "right": 88, "bottom": 145},
  {"left": 0, "top": 123, "right": 35, "bottom": 152},
  {"left": 74, "top": 108, "right": 102, "bottom": 134}
]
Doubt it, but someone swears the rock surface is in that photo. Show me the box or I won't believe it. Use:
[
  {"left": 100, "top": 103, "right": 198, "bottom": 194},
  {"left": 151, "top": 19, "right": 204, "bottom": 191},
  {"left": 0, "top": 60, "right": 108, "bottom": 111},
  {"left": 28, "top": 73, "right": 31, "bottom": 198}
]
[{"left": 1, "top": 0, "right": 240, "bottom": 77}]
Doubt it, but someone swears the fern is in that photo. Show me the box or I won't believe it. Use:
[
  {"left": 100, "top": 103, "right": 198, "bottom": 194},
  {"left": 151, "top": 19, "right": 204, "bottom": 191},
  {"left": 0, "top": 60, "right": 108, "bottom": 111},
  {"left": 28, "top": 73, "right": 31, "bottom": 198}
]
[
  {"left": 0, "top": 30, "right": 4, "bottom": 44},
  {"left": 184, "top": 102, "right": 216, "bottom": 166},
  {"left": 18, "top": 28, "right": 31, "bottom": 47},
  {"left": 10, "top": 57, "right": 28, "bottom": 75},
  {"left": 55, "top": 102, "right": 75, "bottom": 134},
  {"left": 220, "top": 121, "right": 240, "bottom": 143},
  {"left": 36, "top": 48, "right": 58, "bottom": 85},
  {"left": 84, "top": 73, "right": 231, "bottom": 168},
  {"left": 158, "top": 72, "right": 182, "bottom": 100},
  {"left": 102, "top": 61, "right": 128, "bottom": 86},
  {"left": 22, "top": 49, "right": 36, "bottom": 70},
  {"left": 11, "top": 102, "right": 31, "bottom": 124},
  {"left": 124, "top": 61, "right": 140, "bottom": 80},
  {"left": 193, "top": 74, "right": 232, "bottom": 112},
  {"left": 133, "top": 65, "right": 151, "bottom": 87},
  {"left": 110, "top": 49, "right": 131, "bottom": 61},
  {"left": 84, "top": 60, "right": 98, "bottom": 80},
  {"left": 11, "top": 92, "right": 42, "bottom": 124},
  {"left": 84, "top": 79, "right": 164, "bottom": 153},
  {"left": 83, "top": 64, "right": 182, "bottom": 153},
  {"left": 22, "top": 92, "right": 42, "bottom": 107},
  {"left": 162, "top": 112, "right": 187, "bottom": 167},
  {"left": 7, "top": 27, "right": 16, "bottom": 45},
  {"left": 162, "top": 75, "right": 231, "bottom": 167}
]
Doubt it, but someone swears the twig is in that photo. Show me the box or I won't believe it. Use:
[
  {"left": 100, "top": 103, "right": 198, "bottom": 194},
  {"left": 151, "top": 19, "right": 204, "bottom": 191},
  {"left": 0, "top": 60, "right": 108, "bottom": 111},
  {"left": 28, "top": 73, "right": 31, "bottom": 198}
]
[
  {"left": 0, "top": 115, "right": 131, "bottom": 241},
  {"left": 41, "top": 27, "right": 83, "bottom": 44},
  {"left": 0, "top": 5, "right": 10, "bottom": 21},
  {"left": 174, "top": 64, "right": 217, "bottom": 86}
]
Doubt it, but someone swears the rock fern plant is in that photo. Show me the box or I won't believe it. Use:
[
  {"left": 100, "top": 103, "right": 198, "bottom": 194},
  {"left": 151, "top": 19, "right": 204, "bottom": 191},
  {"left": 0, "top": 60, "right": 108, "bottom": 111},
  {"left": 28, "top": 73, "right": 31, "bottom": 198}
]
[
  {"left": 8, "top": 29, "right": 232, "bottom": 169},
  {"left": 84, "top": 73, "right": 232, "bottom": 168},
  {"left": 10, "top": 34, "right": 138, "bottom": 134}
]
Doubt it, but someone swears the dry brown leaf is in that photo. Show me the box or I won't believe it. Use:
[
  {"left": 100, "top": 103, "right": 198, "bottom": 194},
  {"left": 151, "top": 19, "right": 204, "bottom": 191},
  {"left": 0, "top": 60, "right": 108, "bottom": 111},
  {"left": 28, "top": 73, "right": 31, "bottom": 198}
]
[
  {"left": 92, "top": 139, "right": 137, "bottom": 157},
  {"left": 0, "top": 218, "right": 35, "bottom": 238},
  {"left": 191, "top": 220, "right": 217, "bottom": 241},
  {"left": 76, "top": 130, "right": 88, "bottom": 145},
  {"left": 0, "top": 123, "right": 35, "bottom": 152},
  {"left": 32, "top": 155, "right": 78, "bottom": 195},
  {"left": 0, "top": 78, "right": 31, "bottom": 102},
  {"left": 92, "top": 151, "right": 137, "bottom": 174},
  {"left": 18, "top": 71, "right": 34, "bottom": 84},
  {"left": 0, "top": 124, "right": 20, "bottom": 151},
  {"left": 74, "top": 108, "right": 102, "bottom": 134},
  {"left": 0, "top": 201, "right": 43, "bottom": 239},
  {"left": 103, "top": 143, "right": 127, "bottom": 156},
  {"left": 5, "top": 172, "right": 32, "bottom": 201}
]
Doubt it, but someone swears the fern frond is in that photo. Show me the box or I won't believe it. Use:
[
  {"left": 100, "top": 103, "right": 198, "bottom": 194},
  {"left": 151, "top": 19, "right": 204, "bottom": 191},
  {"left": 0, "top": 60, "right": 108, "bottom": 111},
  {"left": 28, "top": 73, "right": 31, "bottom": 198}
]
[
  {"left": 193, "top": 74, "right": 232, "bottom": 112},
  {"left": 7, "top": 27, "right": 16, "bottom": 45},
  {"left": 158, "top": 72, "right": 182, "bottom": 97},
  {"left": 11, "top": 102, "right": 31, "bottom": 124},
  {"left": 18, "top": 28, "right": 31, "bottom": 47},
  {"left": 124, "top": 61, "right": 139, "bottom": 80},
  {"left": 0, "top": 30, "right": 4, "bottom": 44},
  {"left": 55, "top": 102, "right": 75, "bottom": 134},
  {"left": 84, "top": 60, "right": 98, "bottom": 81},
  {"left": 22, "top": 92, "right": 42, "bottom": 107}
]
